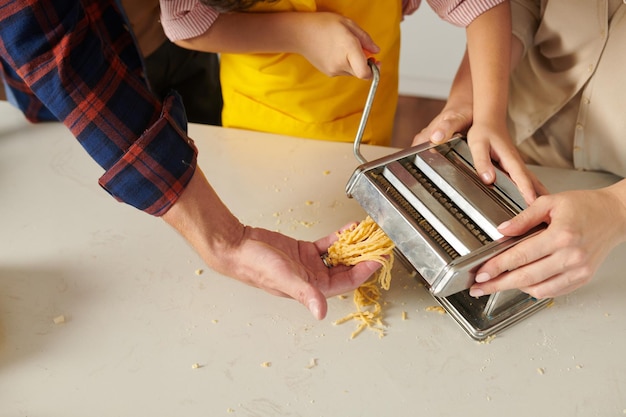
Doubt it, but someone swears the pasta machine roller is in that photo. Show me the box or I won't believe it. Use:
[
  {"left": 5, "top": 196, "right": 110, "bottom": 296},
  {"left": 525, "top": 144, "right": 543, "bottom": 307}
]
[{"left": 345, "top": 61, "right": 552, "bottom": 340}]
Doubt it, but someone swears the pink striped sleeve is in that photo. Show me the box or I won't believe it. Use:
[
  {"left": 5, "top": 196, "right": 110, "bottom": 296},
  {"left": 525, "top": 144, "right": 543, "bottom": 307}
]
[
  {"left": 426, "top": 0, "right": 505, "bottom": 27},
  {"left": 402, "top": 0, "right": 422, "bottom": 15},
  {"left": 159, "top": 0, "right": 220, "bottom": 41}
]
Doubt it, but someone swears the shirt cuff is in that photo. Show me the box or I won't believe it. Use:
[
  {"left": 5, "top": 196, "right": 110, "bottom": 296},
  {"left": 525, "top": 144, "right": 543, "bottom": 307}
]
[
  {"left": 98, "top": 92, "right": 198, "bottom": 216},
  {"left": 160, "top": 0, "right": 220, "bottom": 41}
]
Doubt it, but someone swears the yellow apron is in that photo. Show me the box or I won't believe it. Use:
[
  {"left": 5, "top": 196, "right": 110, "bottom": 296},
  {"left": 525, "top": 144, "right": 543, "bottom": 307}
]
[{"left": 219, "top": 0, "right": 402, "bottom": 146}]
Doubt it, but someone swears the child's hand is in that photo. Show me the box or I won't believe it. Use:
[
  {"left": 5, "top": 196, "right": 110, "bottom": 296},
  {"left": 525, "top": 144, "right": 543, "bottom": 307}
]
[
  {"left": 412, "top": 108, "right": 545, "bottom": 205},
  {"left": 465, "top": 123, "right": 546, "bottom": 204},
  {"left": 411, "top": 102, "right": 473, "bottom": 147},
  {"left": 296, "top": 12, "right": 379, "bottom": 79}
]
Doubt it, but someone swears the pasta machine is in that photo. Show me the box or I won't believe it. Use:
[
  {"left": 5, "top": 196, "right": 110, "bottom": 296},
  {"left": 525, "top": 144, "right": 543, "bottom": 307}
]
[{"left": 346, "top": 61, "right": 552, "bottom": 340}]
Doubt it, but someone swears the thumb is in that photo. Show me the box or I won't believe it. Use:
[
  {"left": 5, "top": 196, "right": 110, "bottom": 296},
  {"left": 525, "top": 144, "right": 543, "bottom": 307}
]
[{"left": 345, "top": 24, "right": 379, "bottom": 79}]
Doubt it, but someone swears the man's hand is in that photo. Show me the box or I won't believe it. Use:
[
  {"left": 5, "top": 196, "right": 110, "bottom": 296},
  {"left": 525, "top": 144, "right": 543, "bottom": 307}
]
[
  {"left": 226, "top": 224, "right": 381, "bottom": 320},
  {"left": 163, "top": 168, "right": 380, "bottom": 320}
]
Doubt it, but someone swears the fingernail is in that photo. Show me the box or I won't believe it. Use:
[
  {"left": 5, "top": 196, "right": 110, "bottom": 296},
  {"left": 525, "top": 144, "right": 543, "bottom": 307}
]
[
  {"left": 469, "top": 288, "right": 484, "bottom": 298},
  {"left": 474, "top": 272, "right": 491, "bottom": 283},
  {"left": 430, "top": 131, "right": 444, "bottom": 143},
  {"left": 308, "top": 299, "right": 322, "bottom": 320},
  {"left": 497, "top": 220, "right": 511, "bottom": 230},
  {"left": 480, "top": 172, "right": 493, "bottom": 183}
]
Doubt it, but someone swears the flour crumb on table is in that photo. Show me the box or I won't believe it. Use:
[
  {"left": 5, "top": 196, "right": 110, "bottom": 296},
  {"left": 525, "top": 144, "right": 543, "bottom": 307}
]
[
  {"left": 425, "top": 305, "right": 446, "bottom": 314},
  {"left": 194, "top": 269, "right": 203, "bottom": 276},
  {"left": 478, "top": 335, "right": 496, "bottom": 344},
  {"left": 305, "top": 358, "right": 318, "bottom": 369},
  {"left": 260, "top": 361, "right": 271, "bottom": 368},
  {"left": 53, "top": 315, "right": 66, "bottom": 325}
]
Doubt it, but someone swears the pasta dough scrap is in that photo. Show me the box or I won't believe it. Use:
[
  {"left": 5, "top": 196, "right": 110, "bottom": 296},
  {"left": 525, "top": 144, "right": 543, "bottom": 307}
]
[{"left": 328, "top": 216, "right": 395, "bottom": 338}]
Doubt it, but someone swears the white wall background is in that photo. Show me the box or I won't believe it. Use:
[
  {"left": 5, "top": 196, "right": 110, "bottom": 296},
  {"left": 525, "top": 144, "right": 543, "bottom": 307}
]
[{"left": 399, "top": 6, "right": 466, "bottom": 99}]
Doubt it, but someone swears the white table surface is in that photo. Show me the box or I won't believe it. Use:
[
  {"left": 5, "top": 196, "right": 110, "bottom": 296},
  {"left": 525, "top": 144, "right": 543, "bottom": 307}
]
[{"left": 1, "top": 101, "right": 625, "bottom": 416}]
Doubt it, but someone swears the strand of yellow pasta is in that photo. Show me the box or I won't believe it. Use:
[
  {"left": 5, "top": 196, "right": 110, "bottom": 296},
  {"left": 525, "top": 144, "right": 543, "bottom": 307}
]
[
  {"left": 327, "top": 216, "right": 395, "bottom": 290},
  {"left": 328, "top": 216, "right": 395, "bottom": 338}
]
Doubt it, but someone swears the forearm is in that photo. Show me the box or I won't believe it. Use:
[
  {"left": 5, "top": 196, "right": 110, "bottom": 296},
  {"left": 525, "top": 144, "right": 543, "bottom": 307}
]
[
  {"left": 176, "top": 12, "right": 316, "bottom": 53},
  {"left": 0, "top": 0, "right": 196, "bottom": 215},
  {"left": 162, "top": 167, "right": 246, "bottom": 274},
  {"left": 465, "top": 1, "right": 512, "bottom": 123},
  {"left": 174, "top": 11, "right": 377, "bottom": 78},
  {"left": 445, "top": 50, "right": 474, "bottom": 111}
]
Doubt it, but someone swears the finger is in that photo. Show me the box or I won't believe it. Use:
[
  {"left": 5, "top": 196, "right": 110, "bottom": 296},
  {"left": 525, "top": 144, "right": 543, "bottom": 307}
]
[
  {"left": 412, "top": 115, "right": 466, "bottom": 146},
  {"left": 299, "top": 259, "right": 380, "bottom": 318},
  {"left": 534, "top": 178, "right": 549, "bottom": 197},
  {"left": 286, "top": 278, "right": 329, "bottom": 320},
  {"left": 345, "top": 19, "right": 380, "bottom": 56},
  {"left": 505, "top": 164, "right": 538, "bottom": 204},
  {"left": 497, "top": 196, "right": 551, "bottom": 236},
  {"left": 314, "top": 222, "right": 358, "bottom": 253},
  {"left": 471, "top": 249, "right": 562, "bottom": 297},
  {"left": 346, "top": 49, "right": 371, "bottom": 79},
  {"left": 412, "top": 127, "right": 435, "bottom": 146},
  {"left": 256, "top": 259, "right": 330, "bottom": 320},
  {"left": 467, "top": 138, "right": 496, "bottom": 184},
  {"left": 494, "top": 150, "right": 541, "bottom": 203},
  {"left": 326, "top": 260, "right": 381, "bottom": 296},
  {"left": 521, "top": 270, "right": 588, "bottom": 299},
  {"left": 302, "top": 289, "right": 329, "bottom": 320},
  {"left": 474, "top": 228, "right": 553, "bottom": 287}
]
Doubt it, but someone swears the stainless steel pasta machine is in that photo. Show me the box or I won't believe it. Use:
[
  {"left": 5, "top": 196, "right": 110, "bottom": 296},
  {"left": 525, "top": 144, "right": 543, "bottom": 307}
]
[{"left": 346, "top": 60, "right": 551, "bottom": 340}]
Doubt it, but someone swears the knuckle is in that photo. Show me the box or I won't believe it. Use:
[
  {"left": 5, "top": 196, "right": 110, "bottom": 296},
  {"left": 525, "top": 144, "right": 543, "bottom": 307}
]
[
  {"left": 567, "top": 266, "right": 593, "bottom": 287},
  {"left": 507, "top": 250, "right": 529, "bottom": 271},
  {"left": 526, "top": 286, "right": 549, "bottom": 300},
  {"left": 564, "top": 247, "right": 587, "bottom": 269},
  {"left": 554, "top": 228, "right": 580, "bottom": 248},
  {"left": 511, "top": 268, "right": 535, "bottom": 288}
]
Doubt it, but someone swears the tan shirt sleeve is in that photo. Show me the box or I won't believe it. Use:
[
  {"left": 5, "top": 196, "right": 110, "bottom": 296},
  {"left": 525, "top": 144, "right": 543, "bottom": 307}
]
[
  {"left": 510, "top": 0, "right": 541, "bottom": 55},
  {"left": 509, "top": 0, "right": 626, "bottom": 177}
]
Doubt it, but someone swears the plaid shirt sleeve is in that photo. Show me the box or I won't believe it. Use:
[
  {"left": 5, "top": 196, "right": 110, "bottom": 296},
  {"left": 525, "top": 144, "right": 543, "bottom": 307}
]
[{"left": 0, "top": 0, "right": 197, "bottom": 216}]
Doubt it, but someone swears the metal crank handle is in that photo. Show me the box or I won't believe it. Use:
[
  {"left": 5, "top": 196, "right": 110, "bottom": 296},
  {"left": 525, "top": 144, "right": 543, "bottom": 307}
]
[{"left": 352, "top": 58, "right": 380, "bottom": 165}]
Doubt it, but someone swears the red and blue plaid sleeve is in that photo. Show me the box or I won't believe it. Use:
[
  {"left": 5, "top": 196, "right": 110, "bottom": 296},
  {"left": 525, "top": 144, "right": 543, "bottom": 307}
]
[{"left": 0, "top": 0, "right": 197, "bottom": 216}]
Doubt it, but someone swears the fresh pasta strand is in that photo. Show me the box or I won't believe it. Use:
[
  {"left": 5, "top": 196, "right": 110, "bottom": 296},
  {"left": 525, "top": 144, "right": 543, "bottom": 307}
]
[
  {"left": 328, "top": 216, "right": 395, "bottom": 338},
  {"left": 327, "top": 216, "right": 395, "bottom": 290}
]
